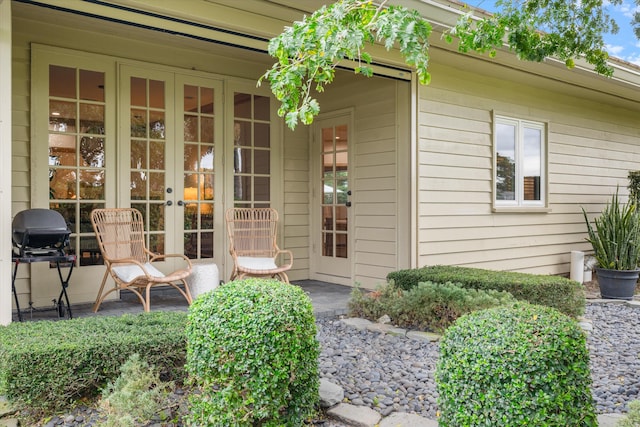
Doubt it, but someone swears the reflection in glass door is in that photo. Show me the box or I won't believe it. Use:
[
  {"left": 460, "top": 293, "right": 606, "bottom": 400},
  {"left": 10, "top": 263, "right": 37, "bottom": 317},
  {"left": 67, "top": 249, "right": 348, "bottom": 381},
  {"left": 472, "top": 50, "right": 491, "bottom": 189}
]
[
  {"left": 181, "top": 82, "right": 217, "bottom": 259},
  {"left": 48, "top": 64, "right": 107, "bottom": 266},
  {"left": 322, "top": 124, "right": 349, "bottom": 258},
  {"left": 128, "top": 75, "right": 168, "bottom": 254},
  {"left": 314, "top": 115, "right": 351, "bottom": 282}
]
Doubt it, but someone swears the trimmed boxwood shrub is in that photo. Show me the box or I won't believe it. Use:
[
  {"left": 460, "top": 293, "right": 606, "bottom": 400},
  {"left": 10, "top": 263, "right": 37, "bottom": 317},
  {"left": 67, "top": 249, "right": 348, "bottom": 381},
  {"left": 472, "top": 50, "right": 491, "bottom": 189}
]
[
  {"left": 348, "top": 281, "right": 516, "bottom": 332},
  {"left": 0, "top": 311, "right": 187, "bottom": 412},
  {"left": 387, "top": 265, "right": 585, "bottom": 317},
  {"left": 186, "top": 278, "right": 320, "bottom": 427},
  {"left": 436, "top": 302, "right": 596, "bottom": 426}
]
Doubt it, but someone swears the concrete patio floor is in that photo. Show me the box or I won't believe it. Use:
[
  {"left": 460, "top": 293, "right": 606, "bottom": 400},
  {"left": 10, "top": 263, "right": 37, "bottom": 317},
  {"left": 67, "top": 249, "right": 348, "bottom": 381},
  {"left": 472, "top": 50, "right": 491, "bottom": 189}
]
[{"left": 12, "top": 279, "right": 352, "bottom": 322}]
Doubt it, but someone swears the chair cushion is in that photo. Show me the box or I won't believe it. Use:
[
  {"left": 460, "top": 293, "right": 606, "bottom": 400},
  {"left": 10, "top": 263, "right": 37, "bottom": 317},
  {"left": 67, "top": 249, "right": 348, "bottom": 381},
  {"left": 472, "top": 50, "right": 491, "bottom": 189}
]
[
  {"left": 112, "top": 262, "right": 166, "bottom": 283},
  {"left": 237, "top": 256, "right": 278, "bottom": 271}
]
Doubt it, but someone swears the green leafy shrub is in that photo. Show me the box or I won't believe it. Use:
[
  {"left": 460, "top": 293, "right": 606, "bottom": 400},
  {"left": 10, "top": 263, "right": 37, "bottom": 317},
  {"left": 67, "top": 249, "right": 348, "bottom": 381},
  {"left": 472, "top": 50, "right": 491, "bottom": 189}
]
[
  {"left": 387, "top": 265, "right": 585, "bottom": 317},
  {"left": 98, "top": 353, "right": 173, "bottom": 427},
  {"left": 436, "top": 302, "right": 597, "bottom": 426},
  {"left": 186, "top": 278, "right": 319, "bottom": 426},
  {"left": 0, "top": 311, "right": 187, "bottom": 413},
  {"left": 617, "top": 399, "right": 640, "bottom": 426},
  {"left": 348, "top": 281, "right": 515, "bottom": 332}
]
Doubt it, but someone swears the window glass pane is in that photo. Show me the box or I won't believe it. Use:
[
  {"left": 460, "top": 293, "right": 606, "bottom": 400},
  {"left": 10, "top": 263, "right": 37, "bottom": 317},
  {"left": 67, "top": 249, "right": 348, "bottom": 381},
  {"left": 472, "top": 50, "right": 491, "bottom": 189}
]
[
  {"left": 254, "top": 123, "right": 270, "bottom": 148},
  {"left": 234, "top": 121, "right": 251, "bottom": 146},
  {"left": 131, "top": 172, "right": 147, "bottom": 200},
  {"left": 131, "top": 109, "right": 147, "bottom": 137},
  {"left": 131, "top": 140, "right": 146, "bottom": 169},
  {"left": 201, "top": 87, "right": 214, "bottom": 114},
  {"left": 234, "top": 176, "right": 251, "bottom": 201},
  {"left": 79, "top": 70, "right": 104, "bottom": 102},
  {"left": 79, "top": 170, "right": 105, "bottom": 200},
  {"left": 79, "top": 103, "right": 105, "bottom": 134},
  {"left": 201, "top": 117, "right": 214, "bottom": 144},
  {"left": 50, "top": 169, "right": 77, "bottom": 200},
  {"left": 50, "top": 100, "right": 76, "bottom": 132},
  {"left": 130, "top": 77, "right": 146, "bottom": 107},
  {"left": 149, "top": 111, "right": 165, "bottom": 139},
  {"left": 523, "top": 127, "right": 542, "bottom": 201},
  {"left": 80, "top": 137, "right": 105, "bottom": 168},
  {"left": 254, "top": 150, "right": 270, "bottom": 175},
  {"left": 149, "top": 204, "right": 165, "bottom": 231},
  {"left": 184, "top": 144, "right": 198, "bottom": 172},
  {"left": 234, "top": 93, "right": 251, "bottom": 118},
  {"left": 200, "top": 146, "right": 214, "bottom": 172},
  {"left": 254, "top": 95, "right": 270, "bottom": 120},
  {"left": 200, "top": 232, "right": 214, "bottom": 258},
  {"left": 149, "top": 172, "right": 164, "bottom": 200},
  {"left": 184, "top": 85, "right": 198, "bottom": 112},
  {"left": 149, "top": 141, "right": 165, "bottom": 170},
  {"left": 49, "top": 134, "right": 76, "bottom": 167},
  {"left": 254, "top": 177, "right": 270, "bottom": 201},
  {"left": 496, "top": 123, "right": 516, "bottom": 201},
  {"left": 50, "top": 66, "right": 76, "bottom": 99},
  {"left": 184, "top": 115, "right": 198, "bottom": 142},
  {"left": 149, "top": 80, "right": 165, "bottom": 109}
]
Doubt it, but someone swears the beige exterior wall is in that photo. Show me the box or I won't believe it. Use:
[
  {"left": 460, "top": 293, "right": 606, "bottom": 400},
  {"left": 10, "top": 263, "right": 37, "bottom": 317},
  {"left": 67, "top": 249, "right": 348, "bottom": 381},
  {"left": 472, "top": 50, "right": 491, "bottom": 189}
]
[
  {"left": 417, "top": 56, "right": 640, "bottom": 275},
  {"left": 315, "top": 75, "right": 412, "bottom": 289}
]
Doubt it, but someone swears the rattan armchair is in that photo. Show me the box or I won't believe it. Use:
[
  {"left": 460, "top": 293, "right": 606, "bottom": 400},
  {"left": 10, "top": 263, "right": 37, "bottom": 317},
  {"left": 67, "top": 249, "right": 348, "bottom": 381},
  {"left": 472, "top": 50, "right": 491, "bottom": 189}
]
[
  {"left": 90, "top": 208, "right": 193, "bottom": 312},
  {"left": 225, "top": 207, "right": 293, "bottom": 283}
]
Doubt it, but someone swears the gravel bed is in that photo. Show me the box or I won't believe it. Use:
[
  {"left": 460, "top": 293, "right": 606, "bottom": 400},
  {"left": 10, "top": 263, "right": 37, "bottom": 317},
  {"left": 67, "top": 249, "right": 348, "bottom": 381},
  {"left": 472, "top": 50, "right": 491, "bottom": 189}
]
[
  {"left": 317, "top": 302, "right": 640, "bottom": 419},
  {"left": 30, "top": 302, "right": 639, "bottom": 425}
]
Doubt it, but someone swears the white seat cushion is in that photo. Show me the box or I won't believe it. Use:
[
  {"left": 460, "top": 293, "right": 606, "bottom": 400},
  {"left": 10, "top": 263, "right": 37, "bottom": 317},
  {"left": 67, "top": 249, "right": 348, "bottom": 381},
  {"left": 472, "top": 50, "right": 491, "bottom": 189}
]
[
  {"left": 112, "top": 262, "right": 165, "bottom": 283},
  {"left": 237, "top": 256, "right": 278, "bottom": 271}
]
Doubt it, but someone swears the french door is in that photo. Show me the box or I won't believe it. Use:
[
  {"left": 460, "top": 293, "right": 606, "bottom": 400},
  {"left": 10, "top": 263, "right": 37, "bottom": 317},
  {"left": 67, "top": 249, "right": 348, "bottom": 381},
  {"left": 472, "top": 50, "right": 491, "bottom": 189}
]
[
  {"left": 119, "top": 65, "right": 224, "bottom": 272},
  {"left": 312, "top": 113, "right": 353, "bottom": 284}
]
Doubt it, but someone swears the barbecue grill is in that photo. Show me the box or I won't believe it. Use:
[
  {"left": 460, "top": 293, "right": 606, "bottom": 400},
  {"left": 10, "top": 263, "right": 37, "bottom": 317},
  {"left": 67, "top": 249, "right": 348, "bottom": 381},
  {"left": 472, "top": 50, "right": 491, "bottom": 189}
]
[{"left": 11, "top": 209, "right": 76, "bottom": 321}]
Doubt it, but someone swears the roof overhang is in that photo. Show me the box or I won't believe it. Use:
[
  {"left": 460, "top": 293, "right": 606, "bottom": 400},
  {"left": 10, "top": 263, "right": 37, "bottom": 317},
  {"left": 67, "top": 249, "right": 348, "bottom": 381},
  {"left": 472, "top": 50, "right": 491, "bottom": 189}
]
[{"left": 15, "top": 0, "right": 640, "bottom": 103}]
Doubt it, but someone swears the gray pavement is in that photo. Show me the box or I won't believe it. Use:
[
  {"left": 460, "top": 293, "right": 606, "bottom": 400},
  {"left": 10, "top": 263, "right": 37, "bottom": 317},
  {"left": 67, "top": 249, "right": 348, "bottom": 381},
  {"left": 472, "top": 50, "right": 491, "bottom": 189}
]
[{"left": 11, "top": 279, "right": 351, "bottom": 322}]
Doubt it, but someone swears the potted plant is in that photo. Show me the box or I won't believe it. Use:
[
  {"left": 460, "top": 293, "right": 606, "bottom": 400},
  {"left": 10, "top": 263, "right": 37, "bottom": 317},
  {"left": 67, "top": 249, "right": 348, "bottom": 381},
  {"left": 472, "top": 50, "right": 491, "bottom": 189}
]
[{"left": 582, "top": 190, "right": 640, "bottom": 300}]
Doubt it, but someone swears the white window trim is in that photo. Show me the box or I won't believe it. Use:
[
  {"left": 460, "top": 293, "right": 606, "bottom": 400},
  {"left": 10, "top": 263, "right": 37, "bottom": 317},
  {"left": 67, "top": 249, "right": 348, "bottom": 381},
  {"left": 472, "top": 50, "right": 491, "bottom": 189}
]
[{"left": 493, "top": 113, "right": 549, "bottom": 212}]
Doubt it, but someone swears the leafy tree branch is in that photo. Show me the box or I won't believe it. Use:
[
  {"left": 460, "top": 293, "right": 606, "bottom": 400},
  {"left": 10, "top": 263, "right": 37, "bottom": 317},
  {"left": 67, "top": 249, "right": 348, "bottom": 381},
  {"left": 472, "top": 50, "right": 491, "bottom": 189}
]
[
  {"left": 258, "top": 0, "right": 431, "bottom": 129},
  {"left": 261, "top": 0, "right": 626, "bottom": 130},
  {"left": 448, "top": 0, "right": 621, "bottom": 76}
]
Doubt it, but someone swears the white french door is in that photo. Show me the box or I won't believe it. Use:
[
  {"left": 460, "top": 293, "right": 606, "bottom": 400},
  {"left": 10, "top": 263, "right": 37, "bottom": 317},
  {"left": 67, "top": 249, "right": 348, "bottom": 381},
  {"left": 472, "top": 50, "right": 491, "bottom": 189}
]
[{"left": 119, "top": 65, "right": 224, "bottom": 272}]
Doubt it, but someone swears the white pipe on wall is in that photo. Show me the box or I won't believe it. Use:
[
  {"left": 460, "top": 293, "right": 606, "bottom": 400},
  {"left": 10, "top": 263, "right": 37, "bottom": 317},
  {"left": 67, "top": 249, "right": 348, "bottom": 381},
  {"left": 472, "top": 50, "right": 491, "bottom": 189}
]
[{"left": 570, "top": 250, "right": 585, "bottom": 284}]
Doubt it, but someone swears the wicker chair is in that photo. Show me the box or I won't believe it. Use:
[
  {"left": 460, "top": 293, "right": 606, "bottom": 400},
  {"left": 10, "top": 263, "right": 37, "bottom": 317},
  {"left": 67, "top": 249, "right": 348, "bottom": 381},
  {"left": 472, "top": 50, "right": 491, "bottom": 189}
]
[
  {"left": 225, "top": 207, "right": 293, "bottom": 283},
  {"left": 90, "top": 208, "right": 193, "bottom": 312}
]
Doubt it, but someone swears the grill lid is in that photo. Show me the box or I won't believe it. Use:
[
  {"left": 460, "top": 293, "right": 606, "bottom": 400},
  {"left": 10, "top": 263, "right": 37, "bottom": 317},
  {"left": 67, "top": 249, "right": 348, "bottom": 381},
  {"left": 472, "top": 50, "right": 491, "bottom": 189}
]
[{"left": 12, "top": 209, "right": 71, "bottom": 256}]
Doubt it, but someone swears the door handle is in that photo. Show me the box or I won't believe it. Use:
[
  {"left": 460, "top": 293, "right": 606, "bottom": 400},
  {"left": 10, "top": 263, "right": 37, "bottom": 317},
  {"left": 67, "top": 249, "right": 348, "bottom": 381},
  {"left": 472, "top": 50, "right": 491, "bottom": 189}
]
[
  {"left": 346, "top": 201, "right": 352, "bottom": 207},
  {"left": 177, "top": 200, "right": 184, "bottom": 206},
  {"left": 166, "top": 200, "right": 173, "bottom": 206}
]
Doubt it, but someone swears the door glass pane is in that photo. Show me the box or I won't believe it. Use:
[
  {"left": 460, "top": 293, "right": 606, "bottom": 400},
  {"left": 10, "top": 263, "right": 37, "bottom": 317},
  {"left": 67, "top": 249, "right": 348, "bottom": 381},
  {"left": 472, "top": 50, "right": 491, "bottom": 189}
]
[
  {"left": 320, "top": 123, "right": 349, "bottom": 260},
  {"left": 80, "top": 137, "right": 105, "bottom": 168},
  {"left": 182, "top": 83, "right": 218, "bottom": 259},
  {"left": 80, "top": 70, "right": 105, "bottom": 102},
  {"left": 50, "top": 66, "right": 76, "bottom": 98},
  {"left": 48, "top": 64, "right": 107, "bottom": 266},
  {"left": 128, "top": 75, "right": 167, "bottom": 251},
  {"left": 79, "top": 103, "right": 104, "bottom": 134}
]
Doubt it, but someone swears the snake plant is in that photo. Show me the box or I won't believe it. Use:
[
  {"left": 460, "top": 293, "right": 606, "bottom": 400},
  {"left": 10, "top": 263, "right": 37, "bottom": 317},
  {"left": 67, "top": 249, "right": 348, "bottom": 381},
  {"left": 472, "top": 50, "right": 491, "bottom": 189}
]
[{"left": 582, "top": 190, "right": 640, "bottom": 271}]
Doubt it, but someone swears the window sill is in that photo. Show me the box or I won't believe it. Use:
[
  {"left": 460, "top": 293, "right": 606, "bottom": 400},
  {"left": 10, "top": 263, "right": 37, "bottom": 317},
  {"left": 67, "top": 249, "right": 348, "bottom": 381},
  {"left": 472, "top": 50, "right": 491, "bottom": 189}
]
[{"left": 492, "top": 207, "right": 551, "bottom": 214}]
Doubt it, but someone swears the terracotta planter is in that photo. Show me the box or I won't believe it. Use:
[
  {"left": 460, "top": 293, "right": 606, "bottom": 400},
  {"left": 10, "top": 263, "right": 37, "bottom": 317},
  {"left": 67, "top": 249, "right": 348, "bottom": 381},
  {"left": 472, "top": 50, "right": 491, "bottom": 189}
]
[{"left": 596, "top": 267, "right": 640, "bottom": 300}]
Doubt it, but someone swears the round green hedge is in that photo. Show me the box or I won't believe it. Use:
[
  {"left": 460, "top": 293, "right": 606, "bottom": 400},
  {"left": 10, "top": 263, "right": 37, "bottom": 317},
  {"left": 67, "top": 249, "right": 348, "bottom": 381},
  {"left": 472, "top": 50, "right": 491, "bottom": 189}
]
[
  {"left": 185, "top": 278, "right": 320, "bottom": 426},
  {"left": 436, "top": 302, "right": 597, "bottom": 427}
]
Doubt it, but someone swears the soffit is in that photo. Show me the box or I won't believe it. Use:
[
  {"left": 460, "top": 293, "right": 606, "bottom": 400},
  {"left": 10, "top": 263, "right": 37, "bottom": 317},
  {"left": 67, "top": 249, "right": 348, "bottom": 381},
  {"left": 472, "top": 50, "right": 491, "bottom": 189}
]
[{"left": 14, "top": 0, "right": 640, "bottom": 102}]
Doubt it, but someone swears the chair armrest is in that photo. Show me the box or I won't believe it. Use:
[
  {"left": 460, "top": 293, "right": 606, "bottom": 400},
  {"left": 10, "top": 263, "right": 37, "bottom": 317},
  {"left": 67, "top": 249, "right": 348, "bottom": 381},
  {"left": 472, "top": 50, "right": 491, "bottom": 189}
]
[
  {"left": 275, "top": 249, "right": 294, "bottom": 268},
  {"left": 149, "top": 253, "right": 193, "bottom": 271}
]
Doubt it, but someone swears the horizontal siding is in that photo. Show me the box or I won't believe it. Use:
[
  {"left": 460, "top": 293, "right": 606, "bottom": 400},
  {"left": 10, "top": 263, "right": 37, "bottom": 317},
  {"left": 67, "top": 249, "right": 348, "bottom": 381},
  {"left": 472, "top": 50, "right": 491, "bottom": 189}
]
[{"left": 417, "top": 61, "right": 640, "bottom": 275}]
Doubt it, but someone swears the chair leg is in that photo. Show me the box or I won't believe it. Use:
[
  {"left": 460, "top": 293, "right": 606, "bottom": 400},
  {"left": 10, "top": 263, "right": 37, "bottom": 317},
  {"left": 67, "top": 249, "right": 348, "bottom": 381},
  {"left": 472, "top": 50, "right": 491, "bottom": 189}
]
[
  {"left": 93, "top": 270, "right": 111, "bottom": 312},
  {"left": 144, "top": 284, "right": 152, "bottom": 312}
]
